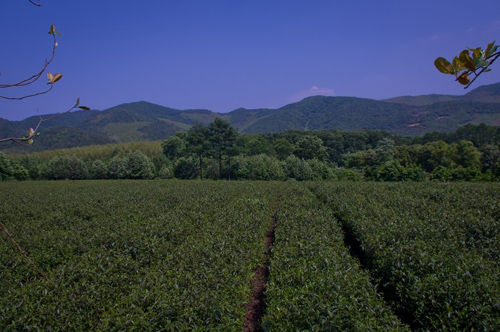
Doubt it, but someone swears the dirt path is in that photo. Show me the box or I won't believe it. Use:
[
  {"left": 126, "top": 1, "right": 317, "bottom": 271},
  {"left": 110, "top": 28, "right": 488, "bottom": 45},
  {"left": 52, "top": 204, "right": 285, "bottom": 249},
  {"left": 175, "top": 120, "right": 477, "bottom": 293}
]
[{"left": 243, "top": 194, "right": 280, "bottom": 332}]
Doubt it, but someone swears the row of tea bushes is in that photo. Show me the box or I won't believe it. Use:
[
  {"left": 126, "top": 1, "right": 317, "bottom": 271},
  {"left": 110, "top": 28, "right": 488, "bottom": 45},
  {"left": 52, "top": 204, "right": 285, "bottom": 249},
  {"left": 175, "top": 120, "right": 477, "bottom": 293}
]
[
  {"left": 311, "top": 182, "right": 499, "bottom": 330},
  {"left": 262, "top": 185, "right": 408, "bottom": 331},
  {"left": 0, "top": 180, "right": 279, "bottom": 330}
]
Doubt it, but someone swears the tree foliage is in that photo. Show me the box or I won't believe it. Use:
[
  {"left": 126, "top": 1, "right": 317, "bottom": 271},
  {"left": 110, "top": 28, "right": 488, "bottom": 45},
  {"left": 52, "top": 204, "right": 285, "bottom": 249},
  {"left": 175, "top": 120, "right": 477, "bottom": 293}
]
[
  {"left": 5, "top": 123, "right": 498, "bottom": 182},
  {"left": 126, "top": 151, "right": 155, "bottom": 179},
  {"left": 186, "top": 124, "right": 210, "bottom": 179},
  {"left": 208, "top": 118, "right": 238, "bottom": 179},
  {"left": 293, "top": 135, "right": 328, "bottom": 161},
  {"left": 162, "top": 135, "right": 186, "bottom": 160}
]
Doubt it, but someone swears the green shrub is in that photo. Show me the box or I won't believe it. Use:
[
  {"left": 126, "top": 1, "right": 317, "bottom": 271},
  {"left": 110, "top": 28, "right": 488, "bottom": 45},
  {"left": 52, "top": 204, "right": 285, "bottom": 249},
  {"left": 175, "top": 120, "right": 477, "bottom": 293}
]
[
  {"left": 430, "top": 165, "right": 453, "bottom": 181},
  {"left": 0, "top": 152, "right": 15, "bottom": 181},
  {"left": 452, "top": 166, "right": 482, "bottom": 181},
  {"left": 90, "top": 160, "right": 108, "bottom": 179},
  {"left": 307, "top": 158, "right": 333, "bottom": 180},
  {"left": 284, "top": 155, "right": 312, "bottom": 181},
  {"left": 107, "top": 156, "right": 128, "bottom": 179},
  {"left": 333, "top": 168, "right": 361, "bottom": 181},
  {"left": 126, "top": 151, "right": 155, "bottom": 179},
  {"left": 45, "top": 155, "right": 88, "bottom": 180},
  {"left": 174, "top": 157, "right": 198, "bottom": 179},
  {"left": 158, "top": 166, "right": 173, "bottom": 179},
  {"left": 376, "top": 161, "right": 425, "bottom": 181}
]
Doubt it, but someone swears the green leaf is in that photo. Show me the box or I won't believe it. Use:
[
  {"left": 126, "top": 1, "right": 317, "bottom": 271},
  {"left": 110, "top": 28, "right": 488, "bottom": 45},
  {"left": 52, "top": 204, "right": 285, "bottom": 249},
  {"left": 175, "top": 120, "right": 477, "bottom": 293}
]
[
  {"left": 471, "top": 47, "right": 482, "bottom": 61},
  {"left": 434, "top": 57, "right": 453, "bottom": 74},
  {"left": 485, "top": 41, "right": 495, "bottom": 57},
  {"left": 452, "top": 57, "right": 463, "bottom": 73},
  {"left": 459, "top": 50, "right": 475, "bottom": 71}
]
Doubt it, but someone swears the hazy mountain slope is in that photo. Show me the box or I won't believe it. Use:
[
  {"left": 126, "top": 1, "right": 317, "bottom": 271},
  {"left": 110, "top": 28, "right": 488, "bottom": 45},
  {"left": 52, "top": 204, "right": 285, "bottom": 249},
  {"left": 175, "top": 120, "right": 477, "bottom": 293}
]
[
  {"left": 1, "top": 82, "right": 499, "bottom": 151},
  {"left": 383, "top": 82, "right": 500, "bottom": 106},
  {"left": 0, "top": 118, "right": 23, "bottom": 139},
  {"left": 383, "top": 94, "right": 459, "bottom": 106},
  {"left": 242, "top": 97, "right": 417, "bottom": 133},
  {"left": 176, "top": 109, "right": 220, "bottom": 125},
  {"left": 82, "top": 102, "right": 220, "bottom": 141},
  {"left": 19, "top": 110, "right": 101, "bottom": 130},
  {"left": 1, "top": 127, "right": 113, "bottom": 153},
  {"left": 226, "top": 108, "right": 274, "bottom": 130},
  {"left": 462, "top": 82, "right": 500, "bottom": 103},
  {"left": 240, "top": 96, "right": 498, "bottom": 135},
  {"left": 391, "top": 101, "right": 500, "bottom": 135}
]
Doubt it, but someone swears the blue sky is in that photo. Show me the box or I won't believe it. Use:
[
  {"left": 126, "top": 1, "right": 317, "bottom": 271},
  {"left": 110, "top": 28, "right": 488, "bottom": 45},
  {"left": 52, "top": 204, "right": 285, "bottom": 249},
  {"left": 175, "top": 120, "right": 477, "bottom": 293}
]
[{"left": 1, "top": 0, "right": 499, "bottom": 120}]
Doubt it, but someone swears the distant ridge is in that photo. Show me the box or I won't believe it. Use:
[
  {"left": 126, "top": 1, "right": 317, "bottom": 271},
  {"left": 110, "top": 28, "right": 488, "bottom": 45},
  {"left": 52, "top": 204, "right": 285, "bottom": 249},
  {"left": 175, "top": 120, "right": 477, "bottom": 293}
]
[
  {"left": 383, "top": 82, "right": 500, "bottom": 105},
  {"left": 1, "top": 82, "right": 499, "bottom": 152}
]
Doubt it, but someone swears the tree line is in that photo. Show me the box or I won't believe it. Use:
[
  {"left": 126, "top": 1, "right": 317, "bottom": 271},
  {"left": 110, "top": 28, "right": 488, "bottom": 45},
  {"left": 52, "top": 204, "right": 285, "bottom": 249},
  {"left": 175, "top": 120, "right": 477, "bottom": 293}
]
[{"left": 1, "top": 121, "right": 498, "bottom": 182}]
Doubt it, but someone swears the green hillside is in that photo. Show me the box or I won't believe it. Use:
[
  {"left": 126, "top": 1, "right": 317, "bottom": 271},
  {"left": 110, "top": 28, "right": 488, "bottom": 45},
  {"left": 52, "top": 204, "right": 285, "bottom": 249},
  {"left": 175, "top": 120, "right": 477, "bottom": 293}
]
[
  {"left": 383, "top": 82, "right": 500, "bottom": 106},
  {"left": 242, "top": 96, "right": 414, "bottom": 133},
  {"left": 462, "top": 82, "right": 500, "bottom": 103},
  {"left": 1, "top": 83, "right": 499, "bottom": 152},
  {"left": 383, "top": 94, "right": 459, "bottom": 106}
]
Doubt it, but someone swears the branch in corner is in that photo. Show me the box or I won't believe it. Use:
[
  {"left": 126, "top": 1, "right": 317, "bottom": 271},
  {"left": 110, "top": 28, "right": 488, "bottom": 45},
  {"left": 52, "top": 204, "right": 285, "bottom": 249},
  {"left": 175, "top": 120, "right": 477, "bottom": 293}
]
[{"left": 0, "top": 24, "right": 60, "bottom": 99}]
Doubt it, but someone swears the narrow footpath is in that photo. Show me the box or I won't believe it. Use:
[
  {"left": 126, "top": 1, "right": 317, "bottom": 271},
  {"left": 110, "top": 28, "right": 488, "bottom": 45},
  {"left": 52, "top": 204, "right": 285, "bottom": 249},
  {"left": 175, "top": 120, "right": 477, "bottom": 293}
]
[{"left": 243, "top": 194, "right": 280, "bottom": 332}]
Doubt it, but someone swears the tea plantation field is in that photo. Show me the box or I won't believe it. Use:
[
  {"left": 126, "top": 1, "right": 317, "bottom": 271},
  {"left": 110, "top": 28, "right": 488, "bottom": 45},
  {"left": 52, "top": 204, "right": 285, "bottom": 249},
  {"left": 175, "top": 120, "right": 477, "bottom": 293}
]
[{"left": 0, "top": 180, "right": 498, "bottom": 330}]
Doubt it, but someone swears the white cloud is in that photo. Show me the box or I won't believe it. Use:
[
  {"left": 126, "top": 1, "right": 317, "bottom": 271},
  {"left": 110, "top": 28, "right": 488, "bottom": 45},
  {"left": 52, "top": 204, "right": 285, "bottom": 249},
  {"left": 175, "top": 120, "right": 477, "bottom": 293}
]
[
  {"left": 290, "top": 85, "right": 334, "bottom": 102},
  {"left": 465, "top": 27, "right": 476, "bottom": 34}
]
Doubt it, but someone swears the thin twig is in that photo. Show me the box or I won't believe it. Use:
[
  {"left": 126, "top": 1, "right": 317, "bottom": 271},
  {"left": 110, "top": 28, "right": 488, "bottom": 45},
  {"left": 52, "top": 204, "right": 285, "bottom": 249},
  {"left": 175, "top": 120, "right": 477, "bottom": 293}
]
[
  {"left": 0, "top": 99, "right": 80, "bottom": 143},
  {"left": 28, "top": 0, "right": 42, "bottom": 6},
  {"left": 0, "top": 221, "right": 49, "bottom": 281},
  {"left": 0, "top": 85, "right": 53, "bottom": 101},
  {"left": 0, "top": 29, "right": 58, "bottom": 99},
  {"left": 0, "top": 33, "right": 56, "bottom": 89}
]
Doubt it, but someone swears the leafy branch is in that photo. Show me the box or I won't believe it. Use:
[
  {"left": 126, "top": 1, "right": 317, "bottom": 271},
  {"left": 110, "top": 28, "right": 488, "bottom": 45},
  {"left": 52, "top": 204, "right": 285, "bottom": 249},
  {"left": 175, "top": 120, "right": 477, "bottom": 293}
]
[{"left": 434, "top": 41, "right": 499, "bottom": 89}]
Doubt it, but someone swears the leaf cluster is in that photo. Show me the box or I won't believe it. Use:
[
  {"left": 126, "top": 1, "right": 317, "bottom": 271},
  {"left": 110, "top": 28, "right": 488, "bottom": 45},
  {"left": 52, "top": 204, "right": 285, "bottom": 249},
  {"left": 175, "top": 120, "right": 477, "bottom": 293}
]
[{"left": 435, "top": 42, "right": 499, "bottom": 87}]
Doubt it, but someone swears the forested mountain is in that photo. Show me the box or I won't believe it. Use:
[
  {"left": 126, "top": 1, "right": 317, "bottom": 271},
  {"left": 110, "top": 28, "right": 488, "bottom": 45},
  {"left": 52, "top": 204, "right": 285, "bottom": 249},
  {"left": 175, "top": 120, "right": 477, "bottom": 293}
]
[
  {"left": 383, "top": 81, "right": 500, "bottom": 105},
  {"left": 1, "top": 83, "right": 499, "bottom": 152}
]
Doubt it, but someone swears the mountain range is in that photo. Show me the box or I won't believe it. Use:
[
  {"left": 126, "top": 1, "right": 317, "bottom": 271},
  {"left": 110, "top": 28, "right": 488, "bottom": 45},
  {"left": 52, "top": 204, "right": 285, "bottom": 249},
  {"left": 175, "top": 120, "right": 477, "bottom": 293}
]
[{"left": 1, "top": 82, "right": 499, "bottom": 152}]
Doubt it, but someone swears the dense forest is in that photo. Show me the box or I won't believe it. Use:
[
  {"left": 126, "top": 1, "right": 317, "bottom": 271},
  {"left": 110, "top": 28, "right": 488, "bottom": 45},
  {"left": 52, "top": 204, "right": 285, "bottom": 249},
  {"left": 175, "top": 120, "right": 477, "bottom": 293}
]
[{"left": 1, "top": 122, "right": 498, "bottom": 182}]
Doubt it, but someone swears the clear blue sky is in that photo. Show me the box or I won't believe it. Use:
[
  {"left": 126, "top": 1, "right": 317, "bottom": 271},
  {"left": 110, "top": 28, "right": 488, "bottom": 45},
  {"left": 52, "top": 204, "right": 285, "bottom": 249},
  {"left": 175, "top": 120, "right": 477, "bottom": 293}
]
[{"left": 1, "top": 0, "right": 499, "bottom": 120}]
